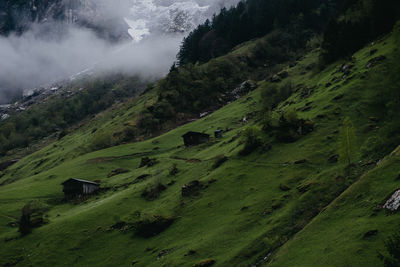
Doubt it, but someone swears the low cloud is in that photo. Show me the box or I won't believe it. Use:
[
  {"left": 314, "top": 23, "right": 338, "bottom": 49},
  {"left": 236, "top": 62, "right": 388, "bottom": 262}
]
[
  {"left": 0, "top": 24, "right": 182, "bottom": 103},
  {"left": 0, "top": 0, "right": 242, "bottom": 103}
]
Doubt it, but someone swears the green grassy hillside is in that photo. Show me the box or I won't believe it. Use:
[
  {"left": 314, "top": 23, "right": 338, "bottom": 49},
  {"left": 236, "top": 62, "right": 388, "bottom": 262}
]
[
  {"left": 268, "top": 146, "right": 400, "bottom": 266},
  {"left": 0, "top": 22, "right": 399, "bottom": 267}
]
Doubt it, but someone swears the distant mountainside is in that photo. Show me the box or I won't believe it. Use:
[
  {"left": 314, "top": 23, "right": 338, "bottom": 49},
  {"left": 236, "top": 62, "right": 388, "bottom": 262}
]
[{"left": 0, "top": 0, "right": 132, "bottom": 43}]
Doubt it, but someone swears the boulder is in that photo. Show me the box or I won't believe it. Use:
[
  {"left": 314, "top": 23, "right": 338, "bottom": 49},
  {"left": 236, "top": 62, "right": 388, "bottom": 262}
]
[
  {"left": 383, "top": 189, "right": 400, "bottom": 211},
  {"left": 270, "top": 75, "right": 281, "bottom": 83}
]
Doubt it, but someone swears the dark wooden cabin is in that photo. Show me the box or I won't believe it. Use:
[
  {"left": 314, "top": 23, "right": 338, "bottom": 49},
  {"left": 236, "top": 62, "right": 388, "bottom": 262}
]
[
  {"left": 62, "top": 178, "right": 100, "bottom": 199},
  {"left": 182, "top": 131, "right": 210, "bottom": 147}
]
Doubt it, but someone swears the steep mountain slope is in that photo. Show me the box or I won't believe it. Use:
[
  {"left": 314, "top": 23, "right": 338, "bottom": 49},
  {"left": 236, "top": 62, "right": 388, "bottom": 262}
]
[
  {"left": 0, "top": 20, "right": 399, "bottom": 267},
  {"left": 268, "top": 146, "right": 400, "bottom": 266},
  {"left": 0, "top": 0, "right": 132, "bottom": 42}
]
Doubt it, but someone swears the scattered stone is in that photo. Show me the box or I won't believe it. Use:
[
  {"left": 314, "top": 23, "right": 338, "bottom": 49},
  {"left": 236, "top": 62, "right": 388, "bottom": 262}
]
[
  {"left": 200, "top": 112, "right": 210, "bottom": 118},
  {"left": 193, "top": 259, "right": 216, "bottom": 267},
  {"left": 325, "top": 83, "right": 332, "bottom": 88},
  {"left": 107, "top": 168, "right": 129, "bottom": 178},
  {"left": 240, "top": 206, "right": 249, "bottom": 211},
  {"left": 383, "top": 189, "right": 400, "bottom": 211},
  {"left": 341, "top": 64, "right": 353, "bottom": 75},
  {"left": 328, "top": 154, "right": 339, "bottom": 163},
  {"left": 230, "top": 81, "right": 256, "bottom": 99},
  {"left": 289, "top": 62, "right": 297, "bottom": 68},
  {"left": 132, "top": 260, "right": 139, "bottom": 265},
  {"left": 363, "top": 229, "right": 378, "bottom": 239}
]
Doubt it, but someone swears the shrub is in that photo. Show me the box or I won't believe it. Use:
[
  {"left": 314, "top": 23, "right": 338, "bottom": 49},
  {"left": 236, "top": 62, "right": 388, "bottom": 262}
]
[
  {"left": 90, "top": 131, "right": 112, "bottom": 151},
  {"left": 379, "top": 232, "right": 400, "bottom": 266},
  {"left": 138, "top": 157, "right": 159, "bottom": 168},
  {"left": 141, "top": 183, "right": 166, "bottom": 201},
  {"left": 169, "top": 163, "right": 179, "bottom": 176},
  {"left": 268, "top": 110, "right": 314, "bottom": 143},
  {"left": 239, "top": 127, "right": 262, "bottom": 156},
  {"left": 133, "top": 215, "right": 175, "bottom": 238},
  {"left": 19, "top": 200, "right": 50, "bottom": 236}
]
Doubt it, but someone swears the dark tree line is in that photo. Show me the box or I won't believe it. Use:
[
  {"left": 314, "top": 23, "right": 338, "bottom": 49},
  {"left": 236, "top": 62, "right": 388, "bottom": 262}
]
[
  {"left": 177, "top": 0, "right": 335, "bottom": 65},
  {"left": 321, "top": 0, "right": 400, "bottom": 63},
  {"left": 177, "top": 0, "right": 400, "bottom": 65}
]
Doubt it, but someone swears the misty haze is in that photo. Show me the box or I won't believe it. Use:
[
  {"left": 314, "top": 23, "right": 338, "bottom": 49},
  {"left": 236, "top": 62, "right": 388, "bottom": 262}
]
[{"left": 0, "top": 0, "right": 240, "bottom": 103}]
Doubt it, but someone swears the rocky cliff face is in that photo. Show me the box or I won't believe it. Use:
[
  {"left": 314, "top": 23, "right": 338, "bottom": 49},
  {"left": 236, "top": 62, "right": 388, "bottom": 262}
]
[{"left": 0, "top": 0, "right": 132, "bottom": 43}]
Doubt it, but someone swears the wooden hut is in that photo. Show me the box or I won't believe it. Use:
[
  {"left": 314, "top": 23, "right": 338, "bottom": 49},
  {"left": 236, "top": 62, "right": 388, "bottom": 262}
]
[{"left": 62, "top": 178, "right": 100, "bottom": 199}]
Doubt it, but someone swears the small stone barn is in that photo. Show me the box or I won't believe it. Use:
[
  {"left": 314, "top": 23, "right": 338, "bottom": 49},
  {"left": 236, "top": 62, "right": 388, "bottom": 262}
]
[
  {"left": 182, "top": 131, "right": 210, "bottom": 147},
  {"left": 62, "top": 178, "right": 100, "bottom": 199}
]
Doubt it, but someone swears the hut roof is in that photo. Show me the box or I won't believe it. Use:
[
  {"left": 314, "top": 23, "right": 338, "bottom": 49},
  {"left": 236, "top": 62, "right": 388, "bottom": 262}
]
[
  {"left": 62, "top": 178, "right": 99, "bottom": 186},
  {"left": 182, "top": 131, "right": 210, "bottom": 138}
]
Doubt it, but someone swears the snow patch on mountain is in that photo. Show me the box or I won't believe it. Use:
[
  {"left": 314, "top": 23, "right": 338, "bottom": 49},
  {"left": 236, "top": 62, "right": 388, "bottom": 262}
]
[{"left": 125, "top": 0, "right": 237, "bottom": 42}]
